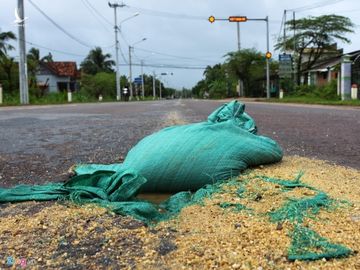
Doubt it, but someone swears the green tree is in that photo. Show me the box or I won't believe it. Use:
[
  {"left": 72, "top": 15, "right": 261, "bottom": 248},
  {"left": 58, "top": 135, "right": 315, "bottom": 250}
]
[
  {"left": 80, "top": 47, "right": 115, "bottom": 75},
  {"left": 81, "top": 72, "right": 116, "bottom": 98},
  {"left": 0, "top": 31, "right": 16, "bottom": 57},
  {"left": 0, "top": 55, "right": 18, "bottom": 93},
  {"left": 192, "top": 79, "right": 207, "bottom": 98},
  {"left": 275, "top": 14, "right": 354, "bottom": 85},
  {"left": 41, "top": 52, "right": 53, "bottom": 63},
  {"left": 226, "top": 49, "right": 266, "bottom": 97},
  {"left": 27, "top": 47, "right": 41, "bottom": 88}
]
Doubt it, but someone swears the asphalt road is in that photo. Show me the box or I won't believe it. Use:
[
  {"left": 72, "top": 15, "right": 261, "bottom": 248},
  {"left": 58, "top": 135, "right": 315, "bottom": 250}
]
[{"left": 0, "top": 99, "right": 359, "bottom": 187}]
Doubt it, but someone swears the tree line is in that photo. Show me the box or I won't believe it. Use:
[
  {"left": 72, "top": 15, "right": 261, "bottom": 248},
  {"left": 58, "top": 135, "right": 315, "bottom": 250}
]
[
  {"left": 192, "top": 14, "right": 354, "bottom": 98},
  {"left": 0, "top": 34, "right": 174, "bottom": 101}
]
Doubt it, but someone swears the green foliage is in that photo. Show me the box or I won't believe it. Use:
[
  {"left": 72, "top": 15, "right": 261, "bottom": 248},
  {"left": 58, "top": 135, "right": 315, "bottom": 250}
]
[
  {"left": 209, "top": 80, "right": 228, "bottom": 99},
  {"left": 290, "top": 80, "right": 338, "bottom": 100},
  {"left": 193, "top": 48, "right": 277, "bottom": 98},
  {"left": 81, "top": 72, "right": 116, "bottom": 99},
  {"left": 226, "top": 48, "right": 278, "bottom": 97},
  {"left": 192, "top": 62, "right": 238, "bottom": 99},
  {"left": 275, "top": 14, "right": 354, "bottom": 85},
  {"left": 0, "top": 31, "right": 16, "bottom": 57},
  {"left": 80, "top": 47, "right": 115, "bottom": 75},
  {"left": 0, "top": 55, "right": 19, "bottom": 93}
]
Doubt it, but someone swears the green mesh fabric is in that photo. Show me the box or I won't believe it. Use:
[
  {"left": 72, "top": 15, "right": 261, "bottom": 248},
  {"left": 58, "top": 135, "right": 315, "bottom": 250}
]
[
  {"left": 218, "top": 202, "right": 247, "bottom": 212},
  {"left": 269, "top": 192, "right": 333, "bottom": 223},
  {"left": 288, "top": 225, "right": 352, "bottom": 261},
  {"left": 260, "top": 174, "right": 352, "bottom": 261}
]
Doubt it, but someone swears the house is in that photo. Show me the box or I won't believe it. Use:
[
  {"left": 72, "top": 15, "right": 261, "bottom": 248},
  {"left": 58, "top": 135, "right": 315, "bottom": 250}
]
[
  {"left": 307, "top": 50, "right": 360, "bottom": 97},
  {"left": 36, "top": 61, "right": 80, "bottom": 93}
]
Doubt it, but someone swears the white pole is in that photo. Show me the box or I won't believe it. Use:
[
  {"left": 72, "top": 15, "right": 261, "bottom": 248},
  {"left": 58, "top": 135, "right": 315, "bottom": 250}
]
[
  {"left": 18, "top": 0, "right": 29, "bottom": 104},
  {"left": 129, "top": 46, "right": 133, "bottom": 99},
  {"left": 109, "top": 2, "right": 125, "bottom": 101},
  {"left": 67, "top": 90, "right": 72, "bottom": 103},
  {"left": 0, "top": 84, "right": 3, "bottom": 104},
  {"left": 159, "top": 79, "right": 162, "bottom": 99},
  {"left": 141, "top": 60, "right": 145, "bottom": 98},
  {"left": 266, "top": 16, "right": 270, "bottom": 99},
  {"left": 152, "top": 71, "right": 156, "bottom": 99}
]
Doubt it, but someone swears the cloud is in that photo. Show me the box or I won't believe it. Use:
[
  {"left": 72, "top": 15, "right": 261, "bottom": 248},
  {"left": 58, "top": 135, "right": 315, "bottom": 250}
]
[{"left": 0, "top": 0, "right": 358, "bottom": 89}]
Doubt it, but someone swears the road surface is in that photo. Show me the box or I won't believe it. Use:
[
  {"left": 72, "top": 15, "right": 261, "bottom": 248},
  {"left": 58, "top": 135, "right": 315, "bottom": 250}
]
[{"left": 0, "top": 99, "right": 359, "bottom": 187}]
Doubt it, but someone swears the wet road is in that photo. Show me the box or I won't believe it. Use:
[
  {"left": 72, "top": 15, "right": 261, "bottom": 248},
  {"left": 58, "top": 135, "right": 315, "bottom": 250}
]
[{"left": 0, "top": 99, "right": 359, "bottom": 187}]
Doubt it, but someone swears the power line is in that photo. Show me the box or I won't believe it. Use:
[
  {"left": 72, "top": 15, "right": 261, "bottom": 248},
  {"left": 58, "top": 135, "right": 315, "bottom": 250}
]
[
  {"left": 133, "top": 47, "right": 217, "bottom": 63},
  {"left": 126, "top": 5, "right": 205, "bottom": 20},
  {"left": 120, "top": 63, "right": 207, "bottom": 70},
  {"left": 27, "top": 0, "right": 114, "bottom": 49},
  {"left": 80, "top": 0, "right": 112, "bottom": 33},
  {"left": 24, "top": 40, "right": 87, "bottom": 57},
  {"left": 288, "top": 0, "right": 344, "bottom": 12},
  {"left": 28, "top": 0, "right": 93, "bottom": 48},
  {"left": 83, "top": 0, "right": 113, "bottom": 26}
]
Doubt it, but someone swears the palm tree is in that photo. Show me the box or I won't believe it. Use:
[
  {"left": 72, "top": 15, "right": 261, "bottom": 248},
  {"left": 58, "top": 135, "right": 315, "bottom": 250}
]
[
  {"left": 41, "top": 52, "right": 53, "bottom": 63},
  {"left": 0, "top": 31, "right": 16, "bottom": 57},
  {"left": 0, "top": 55, "right": 17, "bottom": 92},
  {"left": 80, "top": 47, "right": 115, "bottom": 75},
  {"left": 27, "top": 47, "right": 41, "bottom": 88}
]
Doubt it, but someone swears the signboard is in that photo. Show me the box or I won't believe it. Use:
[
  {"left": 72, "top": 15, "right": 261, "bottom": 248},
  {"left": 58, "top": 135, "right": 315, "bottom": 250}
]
[
  {"left": 133, "top": 77, "right": 143, "bottom": 85},
  {"left": 279, "top": 53, "right": 293, "bottom": 79}
]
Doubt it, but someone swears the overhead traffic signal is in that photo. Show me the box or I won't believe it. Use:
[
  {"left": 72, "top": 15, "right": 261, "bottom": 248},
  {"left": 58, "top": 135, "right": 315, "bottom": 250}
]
[
  {"left": 208, "top": 16, "right": 215, "bottom": 23},
  {"left": 228, "top": 16, "right": 247, "bottom": 22}
]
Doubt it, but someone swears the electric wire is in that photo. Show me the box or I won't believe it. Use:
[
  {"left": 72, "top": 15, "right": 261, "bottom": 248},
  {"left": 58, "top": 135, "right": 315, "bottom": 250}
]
[
  {"left": 133, "top": 47, "right": 218, "bottom": 63},
  {"left": 126, "top": 5, "right": 205, "bottom": 21},
  {"left": 80, "top": 0, "right": 112, "bottom": 33},
  {"left": 288, "top": 0, "right": 344, "bottom": 12},
  {"left": 83, "top": 0, "right": 113, "bottom": 26},
  {"left": 24, "top": 39, "right": 87, "bottom": 57},
  {"left": 27, "top": 0, "right": 114, "bottom": 49}
]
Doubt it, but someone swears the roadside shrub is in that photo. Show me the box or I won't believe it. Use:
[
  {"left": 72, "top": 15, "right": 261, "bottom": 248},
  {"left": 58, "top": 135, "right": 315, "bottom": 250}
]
[
  {"left": 313, "top": 80, "right": 338, "bottom": 100},
  {"left": 81, "top": 72, "right": 116, "bottom": 99}
]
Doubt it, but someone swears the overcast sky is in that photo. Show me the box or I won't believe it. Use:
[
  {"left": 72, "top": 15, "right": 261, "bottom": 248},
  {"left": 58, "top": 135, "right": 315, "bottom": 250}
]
[{"left": 1, "top": 0, "right": 359, "bottom": 89}]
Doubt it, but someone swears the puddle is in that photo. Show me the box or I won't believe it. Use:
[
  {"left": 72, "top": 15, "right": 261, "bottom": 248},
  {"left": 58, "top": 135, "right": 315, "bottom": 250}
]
[{"left": 137, "top": 193, "right": 174, "bottom": 204}]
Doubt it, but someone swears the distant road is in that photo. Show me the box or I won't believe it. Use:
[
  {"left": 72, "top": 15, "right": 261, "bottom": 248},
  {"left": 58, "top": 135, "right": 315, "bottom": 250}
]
[{"left": 0, "top": 99, "right": 359, "bottom": 187}]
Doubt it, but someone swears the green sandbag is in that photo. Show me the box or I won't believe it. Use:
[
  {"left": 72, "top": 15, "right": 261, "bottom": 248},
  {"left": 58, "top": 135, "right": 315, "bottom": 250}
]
[
  {"left": 0, "top": 100, "right": 282, "bottom": 223},
  {"left": 85, "top": 100, "right": 282, "bottom": 192}
]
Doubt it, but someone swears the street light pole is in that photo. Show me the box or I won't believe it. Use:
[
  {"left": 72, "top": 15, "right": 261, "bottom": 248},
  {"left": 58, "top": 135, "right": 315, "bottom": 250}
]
[
  {"left": 109, "top": 2, "right": 126, "bottom": 101},
  {"left": 129, "top": 38, "right": 146, "bottom": 99},
  {"left": 141, "top": 60, "right": 145, "bottom": 98},
  {"left": 17, "top": 0, "right": 29, "bottom": 104},
  {"left": 236, "top": 21, "right": 242, "bottom": 97},
  {"left": 128, "top": 45, "right": 133, "bottom": 99},
  {"left": 266, "top": 16, "right": 270, "bottom": 99},
  {"left": 152, "top": 71, "right": 156, "bottom": 99}
]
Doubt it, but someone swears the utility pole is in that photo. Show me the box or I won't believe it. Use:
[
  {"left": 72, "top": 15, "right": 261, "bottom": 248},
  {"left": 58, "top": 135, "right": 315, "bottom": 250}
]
[
  {"left": 266, "top": 16, "right": 270, "bottom": 99},
  {"left": 141, "top": 60, "right": 145, "bottom": 98},
  {"left": 109, "top": 2, "right": 125, "bottom": 101},
  {"left": 236, "top": 21, "right": 242, "bottom": 97},
  {"left": 236, "top": 22, "right": 241, "bottom": 50},
  {"left": 159, "top": 79, "right": 162, "bottom": 99},
  {"left": 128, "top": 46, "right": 133, "bottom": 99},
  {"left": 293, "top": 11, "right": 297, "bottom": 85},
  {"left": 152, "top": 71, "right": 156, "bottom": 99},
  {"left": 283, "top": 10, "right": 287, "bottom": 52},
  {"left": 17, "top": 0, "right": 29, "bottom": 104}
]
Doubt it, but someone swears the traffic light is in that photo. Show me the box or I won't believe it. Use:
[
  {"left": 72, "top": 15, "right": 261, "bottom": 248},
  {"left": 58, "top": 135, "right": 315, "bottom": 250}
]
[
  {"left": 228, "top": 16, "right": 247, "bottom": 22},
  {"left": 265, "top": 51, "right": 272, "bottom": 59},
  {"left": 208, "top": 16, "right": 215, "bottom": 23}
]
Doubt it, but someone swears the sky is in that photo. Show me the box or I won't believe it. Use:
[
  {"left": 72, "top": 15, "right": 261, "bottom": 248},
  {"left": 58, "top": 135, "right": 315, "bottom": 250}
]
[{"left": 1, "top": 0, "right": 360, "bottom": 89}]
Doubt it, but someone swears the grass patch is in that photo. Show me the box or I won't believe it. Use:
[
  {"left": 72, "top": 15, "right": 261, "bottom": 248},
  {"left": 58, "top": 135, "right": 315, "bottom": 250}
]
[{"left": 263, "top": 96, "right": 360, "bottom": 106}]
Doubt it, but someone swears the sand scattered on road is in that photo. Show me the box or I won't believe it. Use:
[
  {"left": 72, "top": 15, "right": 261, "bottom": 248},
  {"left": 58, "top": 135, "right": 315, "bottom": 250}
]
[{"left": 0, "top": 156, "right": 359, "bottom": 269}]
